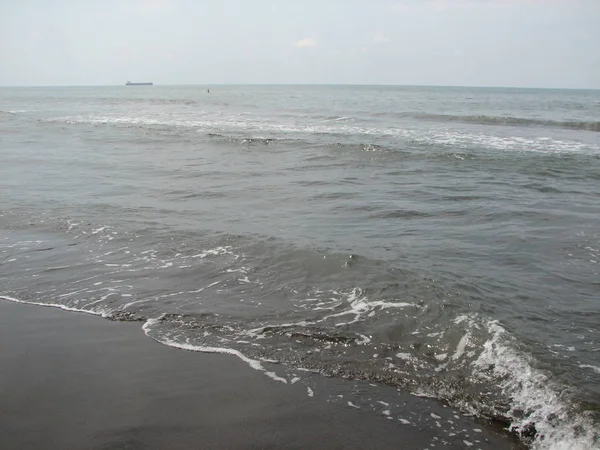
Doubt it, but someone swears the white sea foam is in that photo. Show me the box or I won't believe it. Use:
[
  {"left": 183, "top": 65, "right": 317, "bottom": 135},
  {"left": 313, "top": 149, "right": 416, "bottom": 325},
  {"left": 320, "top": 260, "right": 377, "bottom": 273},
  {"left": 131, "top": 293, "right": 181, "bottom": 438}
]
[
  {"left": 190, "top": 246, "right": 236, "bottom": 259},
  {"left": 421, "top": 129, "right": 598, "bottom": 155},
  {"left": 452, "top": 332, "right": 471, "bottom": 361},
  {"left": 225, "top": 267, "right": 250, "bottom": 274},
  {"left": 188, "top": 280, "right": 222, "bottom": 294},
  {"left": 53, "top": 114, "right": 600, "bottom": 155},
  {"left": 473, "top": 319, "right": 600, "bottom": 450},
  {"left": 265, "top": 371, "right": 287, "bottom": 383},
  {"left": 0, "top": 295, "right": 108, "bottom": 317},
  {"left": 355, "top": 333, "right": 371, "bottom": 344},
  {"left": 142, "top": 316, "right": 288, "bottom": 383},
  {"left": 91, "top": 226, "right": 109, "bottom": 235},
  {"left": 245, "top": 288, "right": 418, "bottom": 343},
  {"left": 322, "top": 288, "right": 419, "bottom": 327},
  {"left": 579, "top": 364, "right": 600, "bottom": 375}
]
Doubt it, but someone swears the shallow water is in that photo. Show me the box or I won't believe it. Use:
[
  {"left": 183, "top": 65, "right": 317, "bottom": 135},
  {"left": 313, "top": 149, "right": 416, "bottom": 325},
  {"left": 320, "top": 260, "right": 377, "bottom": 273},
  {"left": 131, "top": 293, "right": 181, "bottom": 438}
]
[{"left": 1, "top": 85, "right": 599, "bottom": 449}]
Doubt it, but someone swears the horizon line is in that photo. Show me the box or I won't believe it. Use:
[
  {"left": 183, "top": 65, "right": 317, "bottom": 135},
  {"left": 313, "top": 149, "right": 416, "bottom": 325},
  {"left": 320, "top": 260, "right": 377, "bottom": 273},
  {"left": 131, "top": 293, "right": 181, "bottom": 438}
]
[{"left": 1, "top": 82, "right": 599, "bottom": 91}]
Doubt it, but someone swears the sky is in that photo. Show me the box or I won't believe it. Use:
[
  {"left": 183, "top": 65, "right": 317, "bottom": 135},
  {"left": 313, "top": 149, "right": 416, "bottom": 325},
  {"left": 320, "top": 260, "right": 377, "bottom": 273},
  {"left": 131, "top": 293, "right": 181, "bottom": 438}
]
[{"left": 1, "top": 0, "right": 599, "bottom": 88}]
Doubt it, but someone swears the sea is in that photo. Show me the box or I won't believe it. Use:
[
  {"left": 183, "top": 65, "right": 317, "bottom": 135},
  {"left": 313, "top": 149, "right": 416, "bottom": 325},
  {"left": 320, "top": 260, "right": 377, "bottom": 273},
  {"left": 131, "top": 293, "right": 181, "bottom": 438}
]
[{"left": 1, "top": 85, "right": 599, "bottom": 449}]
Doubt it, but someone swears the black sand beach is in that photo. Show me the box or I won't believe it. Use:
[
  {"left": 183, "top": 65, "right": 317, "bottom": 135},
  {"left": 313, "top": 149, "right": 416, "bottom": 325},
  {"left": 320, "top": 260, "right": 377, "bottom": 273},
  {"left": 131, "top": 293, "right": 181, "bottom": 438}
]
[{"left": 0, "top": 300, "right": 519, "bottom": 450}]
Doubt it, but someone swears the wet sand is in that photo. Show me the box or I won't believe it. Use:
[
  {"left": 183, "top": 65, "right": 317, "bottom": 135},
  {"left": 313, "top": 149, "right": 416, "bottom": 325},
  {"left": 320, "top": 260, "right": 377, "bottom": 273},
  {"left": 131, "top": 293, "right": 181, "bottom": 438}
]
[{"left": 0, "top": 300, "right": 518, "bottom": 449}]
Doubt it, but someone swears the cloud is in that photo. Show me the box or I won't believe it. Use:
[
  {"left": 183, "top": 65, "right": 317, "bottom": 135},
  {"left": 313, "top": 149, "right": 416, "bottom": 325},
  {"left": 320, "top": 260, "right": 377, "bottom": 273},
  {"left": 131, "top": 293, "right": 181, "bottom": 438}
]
[
  {"left": 373, "top": 32, "right": 391, "bottom": 43},
  {"left": 293, "top": 37, "right": 318, "bottom": 48}
]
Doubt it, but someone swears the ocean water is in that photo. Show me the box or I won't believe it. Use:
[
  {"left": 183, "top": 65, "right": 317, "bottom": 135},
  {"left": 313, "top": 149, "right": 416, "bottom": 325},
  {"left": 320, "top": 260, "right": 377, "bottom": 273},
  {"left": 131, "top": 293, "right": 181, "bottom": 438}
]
[{"left": 1, "top": 85, "right": 599, "bottom": 449}]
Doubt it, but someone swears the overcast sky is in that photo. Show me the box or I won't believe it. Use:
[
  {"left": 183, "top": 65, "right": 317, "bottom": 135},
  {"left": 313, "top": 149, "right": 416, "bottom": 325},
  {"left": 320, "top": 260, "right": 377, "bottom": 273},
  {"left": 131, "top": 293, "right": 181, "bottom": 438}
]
[{"left": 1, "top": 0, "right": 599, "bottom": 88}]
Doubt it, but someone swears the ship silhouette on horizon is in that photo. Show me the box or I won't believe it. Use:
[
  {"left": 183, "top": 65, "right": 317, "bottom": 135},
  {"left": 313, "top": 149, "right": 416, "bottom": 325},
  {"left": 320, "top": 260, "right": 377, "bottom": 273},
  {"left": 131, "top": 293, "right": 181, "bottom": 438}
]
[{"left": 125, "top": 81, "right": 153, "bottom": 86}]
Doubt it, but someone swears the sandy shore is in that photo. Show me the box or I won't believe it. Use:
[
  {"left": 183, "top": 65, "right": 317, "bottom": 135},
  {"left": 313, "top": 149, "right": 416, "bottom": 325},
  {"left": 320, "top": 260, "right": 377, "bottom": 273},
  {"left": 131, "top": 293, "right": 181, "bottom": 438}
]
[{"left": 0, "top": 300, "right": 518, "bottom": 449}]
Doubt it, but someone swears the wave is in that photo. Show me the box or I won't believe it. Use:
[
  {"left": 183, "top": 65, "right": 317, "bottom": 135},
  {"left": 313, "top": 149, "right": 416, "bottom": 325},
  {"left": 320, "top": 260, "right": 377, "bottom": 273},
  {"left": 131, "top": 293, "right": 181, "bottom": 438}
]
[
  {"left": 0, "top": 110, "right": 31, "bottom": 116},
  {"left": 2, "top": 212, "right": 599, "bottom": 449},
  {"left": 141, "top": 308, "right": 600, "bottom": 450},
  {"left": 0, "top": 295, "right": 108, "bottom": 317},
  {"left": 410, "top": 113, "right": 600, "bottom": 132},
  {"left": 4, "top": 290, "right": 598, "bottom": 449},
  {"left": 473, "top": 319, "right": 600, "bottom": 449},
  {"left": 3, "top": 215, "right": 597, "bottom": 448},
  {"left": 44, "top": 114, "right": 600, "bottom": 156},
  {"left": 141, "top": 315, "right": 288, "bottom": 384},
  {"left": 206, "top": 133, "right": 293, "bottom": 145}
]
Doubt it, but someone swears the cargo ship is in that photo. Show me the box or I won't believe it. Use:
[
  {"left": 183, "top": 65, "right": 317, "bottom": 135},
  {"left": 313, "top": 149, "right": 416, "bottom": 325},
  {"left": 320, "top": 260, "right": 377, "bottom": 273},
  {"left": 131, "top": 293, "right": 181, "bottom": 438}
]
[{"left": 125, "top": 81, "right": 153, "bottom": 86}]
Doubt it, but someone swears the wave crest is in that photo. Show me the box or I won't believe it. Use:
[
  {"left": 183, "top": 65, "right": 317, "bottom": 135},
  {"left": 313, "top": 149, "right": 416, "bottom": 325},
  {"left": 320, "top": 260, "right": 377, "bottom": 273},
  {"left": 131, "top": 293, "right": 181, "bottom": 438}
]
[{"left": 413, "top": 113, "right": 600, "bottom": 132}]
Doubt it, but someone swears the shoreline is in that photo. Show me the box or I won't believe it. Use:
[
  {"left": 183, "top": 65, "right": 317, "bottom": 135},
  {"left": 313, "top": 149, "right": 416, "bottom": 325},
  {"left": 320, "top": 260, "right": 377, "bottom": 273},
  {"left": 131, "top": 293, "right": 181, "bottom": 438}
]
[{"left": 0, "top": 299, "right": 520, "bottom": 449}]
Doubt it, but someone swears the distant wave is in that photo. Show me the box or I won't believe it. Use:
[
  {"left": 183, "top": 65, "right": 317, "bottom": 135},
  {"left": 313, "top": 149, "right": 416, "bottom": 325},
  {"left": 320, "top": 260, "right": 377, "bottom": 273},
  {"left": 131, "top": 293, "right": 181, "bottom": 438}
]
[
  {"left": 45, "top": 114, "right": 600, "bottom": 155},
  {"left": 409, "top": 113, "right": 600, "bottom": 132},
  {"left": 206, "top": 133, "right": 295, "bottom": 145}
]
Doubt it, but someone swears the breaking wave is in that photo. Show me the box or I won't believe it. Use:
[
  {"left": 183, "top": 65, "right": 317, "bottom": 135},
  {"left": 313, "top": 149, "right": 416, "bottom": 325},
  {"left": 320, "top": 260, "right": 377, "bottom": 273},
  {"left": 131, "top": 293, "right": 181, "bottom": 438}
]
[
  {"left": 44, "top": 114, "right": 600, "bottom": 155},
  {"left": 2, "top": 288, "right": 598, "bottom": 449},
  {"left": 410, "top": 113, "right": 600, "bottom": 132}
]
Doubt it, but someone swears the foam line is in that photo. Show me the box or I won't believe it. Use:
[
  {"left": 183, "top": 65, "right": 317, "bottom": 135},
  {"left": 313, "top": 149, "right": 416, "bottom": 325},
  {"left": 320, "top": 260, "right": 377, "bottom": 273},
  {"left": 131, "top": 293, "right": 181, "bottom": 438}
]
[
  {"left": 0, "top": 295, "right": 107, "bottom": 317},
  {"left": 142, "top": 317, "right": 287, "bottom": 383}
]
